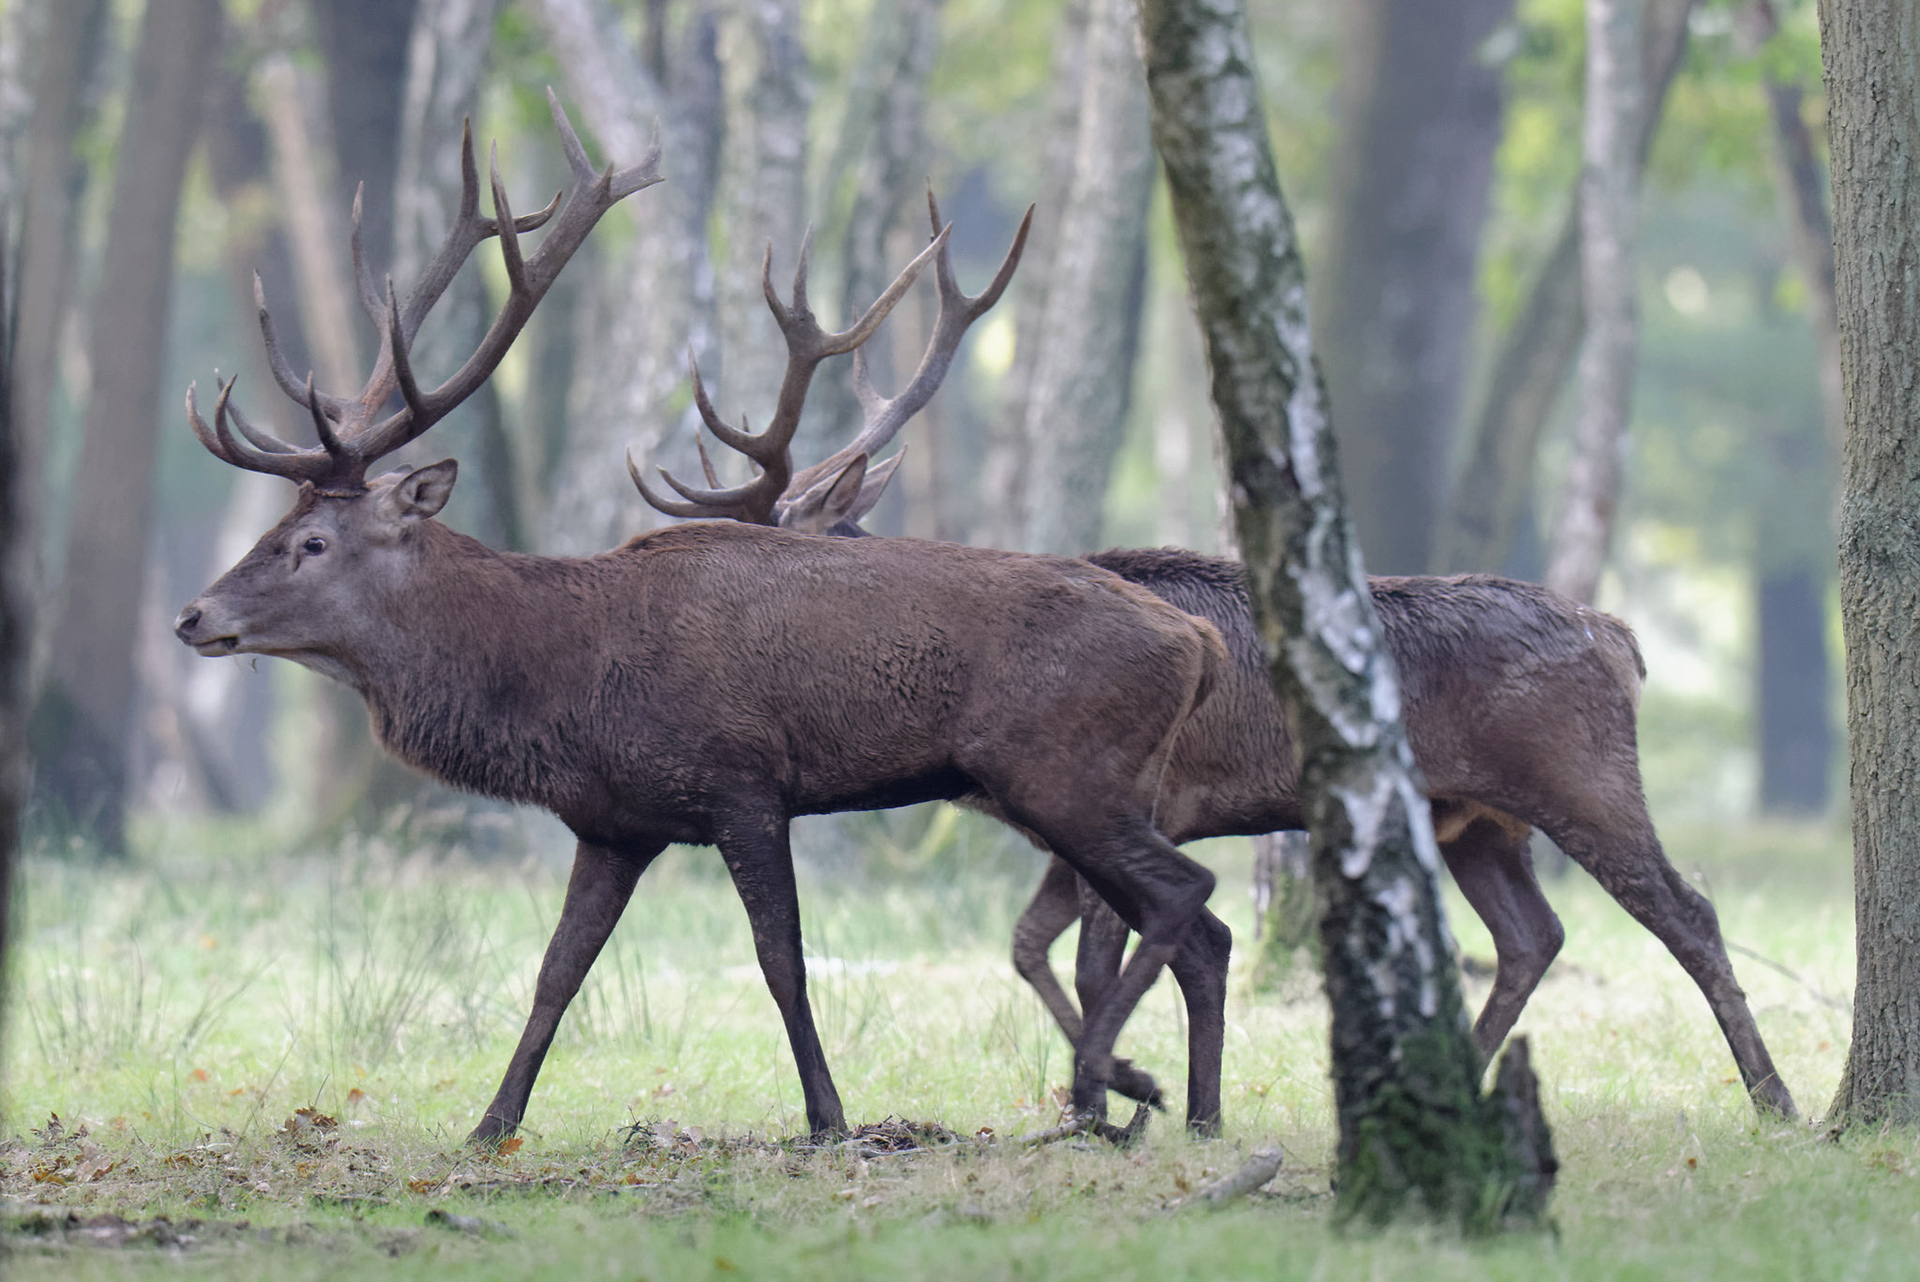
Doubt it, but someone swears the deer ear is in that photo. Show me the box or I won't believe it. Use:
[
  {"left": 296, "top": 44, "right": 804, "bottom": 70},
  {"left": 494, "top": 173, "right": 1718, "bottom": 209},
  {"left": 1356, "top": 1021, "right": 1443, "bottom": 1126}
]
[
  {"left": 382, "top": 459, "right": 459, "bottom": 522},
  {"left": 781, "top": 454, "right": 870, "bottom": 534}
]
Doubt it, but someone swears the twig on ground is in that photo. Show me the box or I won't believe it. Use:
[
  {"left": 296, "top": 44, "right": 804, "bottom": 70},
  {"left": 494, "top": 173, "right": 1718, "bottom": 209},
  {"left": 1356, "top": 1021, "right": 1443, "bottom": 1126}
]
[{"left": 1181, "top": 1146, "right": 1285, "bottom": 1210}]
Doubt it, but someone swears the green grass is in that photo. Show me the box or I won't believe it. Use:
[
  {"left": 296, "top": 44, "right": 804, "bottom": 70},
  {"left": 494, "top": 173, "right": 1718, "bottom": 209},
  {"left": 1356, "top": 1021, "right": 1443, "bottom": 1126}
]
[{"left": 1, "top": 806, "right": 1901, "bottom": 1278}]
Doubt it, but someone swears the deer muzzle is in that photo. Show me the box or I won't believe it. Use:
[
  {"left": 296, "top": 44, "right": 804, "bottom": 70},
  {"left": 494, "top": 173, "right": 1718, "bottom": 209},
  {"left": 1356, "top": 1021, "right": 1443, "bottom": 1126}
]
[{"left": 174, "top": 602, "right": 239, "bottom": 656}]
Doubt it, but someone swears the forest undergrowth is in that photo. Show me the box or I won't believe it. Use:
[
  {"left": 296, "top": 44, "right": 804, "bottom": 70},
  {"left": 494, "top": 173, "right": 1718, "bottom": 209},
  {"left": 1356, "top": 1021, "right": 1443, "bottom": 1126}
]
[{"left": 0, "top": 807, "right": 1906, "bottom": 1279}]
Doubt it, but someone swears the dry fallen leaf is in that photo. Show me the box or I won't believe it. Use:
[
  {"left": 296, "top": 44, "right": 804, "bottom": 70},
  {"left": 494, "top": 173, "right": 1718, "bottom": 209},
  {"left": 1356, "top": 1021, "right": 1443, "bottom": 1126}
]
[{"left": 498, "top": 1137, "right": 524, "bottom": 1156}]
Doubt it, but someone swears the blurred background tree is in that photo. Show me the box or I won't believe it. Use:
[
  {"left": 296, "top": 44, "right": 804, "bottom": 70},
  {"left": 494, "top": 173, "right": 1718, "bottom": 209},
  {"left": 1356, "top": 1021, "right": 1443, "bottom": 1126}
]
[{"left": 0, "top": 0, "right": 1839, "bottom": 864}]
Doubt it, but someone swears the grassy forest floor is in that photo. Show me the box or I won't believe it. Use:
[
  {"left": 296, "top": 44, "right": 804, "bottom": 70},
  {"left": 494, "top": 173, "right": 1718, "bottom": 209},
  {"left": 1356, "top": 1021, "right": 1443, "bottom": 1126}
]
[{"left": 0, "top": 807, "right": 1906, "bottom": 1279}]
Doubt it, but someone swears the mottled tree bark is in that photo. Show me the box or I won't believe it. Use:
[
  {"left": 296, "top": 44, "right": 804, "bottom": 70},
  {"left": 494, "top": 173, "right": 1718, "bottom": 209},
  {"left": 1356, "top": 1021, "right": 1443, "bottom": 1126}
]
[
  {"left": 29, "top": 0, "right": 219, "bottom": 850},
  {"left": 1822, "top": 0, "right": 1920, "bottom": 1128},
  {"left": 392, "top": 0, "right": 519, "bottom": 549},
  {"left": 1545, "top": 0, "right": 1645, "bottom": 605},
  {"left": 1314, "top": 0, "right": 1512, "bottom": 576},
  {"left": 1434, "top": 0, "right": 1692, "bottom": 576},
  {"left": 532, "top": 0, "right": 723, "bottom": 555},
  {"left": 1013, "top": 0, "right": 1154, "bottom": 556},
  {"left": 1139, "top": 0, "right": 1553, "bottom": 1229}
]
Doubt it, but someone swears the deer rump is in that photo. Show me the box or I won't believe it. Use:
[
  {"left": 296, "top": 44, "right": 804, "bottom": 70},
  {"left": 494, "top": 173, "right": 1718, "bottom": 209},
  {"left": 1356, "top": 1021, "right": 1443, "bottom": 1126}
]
[{"left": 995, "top": 545, "right": 1795, "bottom": 1120}]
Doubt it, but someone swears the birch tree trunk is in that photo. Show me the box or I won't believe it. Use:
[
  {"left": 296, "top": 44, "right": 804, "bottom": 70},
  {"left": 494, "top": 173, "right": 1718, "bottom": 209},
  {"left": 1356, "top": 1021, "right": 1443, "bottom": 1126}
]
[
  {"left": 1545, "top": 0, "right": 1645, "bottom": 605},
  {"left": 1434, "top": 0, "right": 1692, "bottom": 575},
  {"left": 1313, "top": 0, "right": 1512, "bottom": 576},
  {"left": 1013, "top": 0, "right": 1154, "bottom": 557},
  {"left": 1138, "top": 0, "right": 1553, "bottom": 1229},
  {"left": 532, "top": 0, "right": 723, "bottom": 555},
  {"left": 29, "top": 0, "right": 220, "bottom": 851},
  {"left": 1822, "top": 0, "right": 1920, "bottom": 1128},
  {"left": 392, "top": 0, "right": 519, "bottom": 549}
]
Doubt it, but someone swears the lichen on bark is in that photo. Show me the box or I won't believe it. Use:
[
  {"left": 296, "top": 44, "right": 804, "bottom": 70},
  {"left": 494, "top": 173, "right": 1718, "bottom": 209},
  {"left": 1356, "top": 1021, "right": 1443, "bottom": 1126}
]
[{"left": 1137, "top": 0, "right": 1554, "bottom": 1230}]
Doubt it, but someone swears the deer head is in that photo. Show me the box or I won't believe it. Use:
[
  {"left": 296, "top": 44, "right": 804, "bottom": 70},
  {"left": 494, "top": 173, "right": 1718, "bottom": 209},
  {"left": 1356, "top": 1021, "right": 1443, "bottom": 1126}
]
[
  {"left": 176, "top": 91, "right": 658, "bottom": 675},
  {"left": 630, "top": 191, "right": 1031, "bottom": 535}
]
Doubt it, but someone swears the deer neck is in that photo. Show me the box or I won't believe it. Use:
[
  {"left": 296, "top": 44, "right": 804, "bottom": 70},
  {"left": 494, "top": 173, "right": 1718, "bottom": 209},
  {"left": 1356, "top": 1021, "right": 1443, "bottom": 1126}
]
[{"left": 348, "top": 524, "right": 621, "bottom": 809}]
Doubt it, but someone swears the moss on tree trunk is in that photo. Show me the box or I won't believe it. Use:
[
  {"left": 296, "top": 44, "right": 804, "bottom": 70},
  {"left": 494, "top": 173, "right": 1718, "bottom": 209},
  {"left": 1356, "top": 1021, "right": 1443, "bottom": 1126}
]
[{"left": 1136, "top": 0, "right": 1555, "bottom": 1230}]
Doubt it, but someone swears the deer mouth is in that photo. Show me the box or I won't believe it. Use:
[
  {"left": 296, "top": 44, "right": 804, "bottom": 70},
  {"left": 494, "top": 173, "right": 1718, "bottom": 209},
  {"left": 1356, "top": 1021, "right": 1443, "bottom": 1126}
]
[{"left": 191, "top": 635, "right": 241, "bottom": 657}]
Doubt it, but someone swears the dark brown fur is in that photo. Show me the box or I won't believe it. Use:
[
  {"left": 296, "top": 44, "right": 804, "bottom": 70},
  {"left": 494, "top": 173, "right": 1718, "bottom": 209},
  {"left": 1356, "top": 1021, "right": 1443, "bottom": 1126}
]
[
  {"left": 1007, "top": 548, "right": 1795, "bottom": 1119},
  {"left": 177, "top": 471, "right": 1230, "bottom": 1140}
]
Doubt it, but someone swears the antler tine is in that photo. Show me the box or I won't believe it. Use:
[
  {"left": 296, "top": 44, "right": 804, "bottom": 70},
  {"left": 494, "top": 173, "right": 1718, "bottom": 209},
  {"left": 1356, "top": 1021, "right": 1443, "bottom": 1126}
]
[
  {"left": 186, "top": 377, "right": 333, "bottom": 484},
  {"left": 254, "top": 272, "right": 352, "bottom": 419},
  {"left": 224, "top": 391, "right": 299, "bottom": 455},
  {"left": 347, "top": 98, "right": 661, "bottom": 469},
  {"left": 783, "top": 203, "right": 1031, "bottom": 506},
  {"left": 303, "top": 371, "right": 351, "bottom": 463},
  {"left": 349, "top": 187, "right": 386, "bottom": 333},
  {"left": 627, "top": 448, "right": 735, "bottom": 521}
]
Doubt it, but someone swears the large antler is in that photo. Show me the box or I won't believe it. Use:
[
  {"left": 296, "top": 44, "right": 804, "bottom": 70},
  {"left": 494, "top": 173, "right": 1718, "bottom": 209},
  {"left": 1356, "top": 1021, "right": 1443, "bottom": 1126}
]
[
  {"left": 188, "top": 90, "right": 662, "bottom": 494},
  {"left": 781, "top": 193, "right": 1032, "bottom": 529},
  {"left": 632, "top": 192, "right": 1029, "bottom": 529},
  {"left": 628, "top": 223, "right": 952, "bottom": 524}
]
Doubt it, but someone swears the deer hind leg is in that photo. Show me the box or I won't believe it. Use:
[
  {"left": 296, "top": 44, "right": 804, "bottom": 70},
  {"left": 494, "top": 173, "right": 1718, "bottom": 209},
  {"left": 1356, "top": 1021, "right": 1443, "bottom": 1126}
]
[
  {"left": 1022, "top": 812, "right": 1215, "bottom": 1125},
  {"left": 1546, "top": 807, "right": 1798, "bottom": 1118},
  {"left": 472, "top": 838, "right": 660, "bottom": 1145},
  {"left": 1072, "top": 877, "right": 1167, "bottom": 1110},
  {"left": 1434, "top": 802, "right": 1564, "bottom": 1061},
  {"left": 1012, "top": 856, "right": 1089, "bottom": 1043},
  {"left": 714, "top": 809, "right": 846, "bottom": 1139},
  {"left": 1167, "top": 906, "right": 1231, "bottom": 1135}
]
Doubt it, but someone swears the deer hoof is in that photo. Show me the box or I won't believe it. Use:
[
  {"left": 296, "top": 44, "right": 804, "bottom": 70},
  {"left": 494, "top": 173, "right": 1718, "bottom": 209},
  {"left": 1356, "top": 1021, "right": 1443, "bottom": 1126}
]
[
  {"left": 1091, "top": 1103, "right": 1153, "bottom": 1148},
  {"left": 1108, "top": 1057, "right": 1165, "bottom": 1110}
]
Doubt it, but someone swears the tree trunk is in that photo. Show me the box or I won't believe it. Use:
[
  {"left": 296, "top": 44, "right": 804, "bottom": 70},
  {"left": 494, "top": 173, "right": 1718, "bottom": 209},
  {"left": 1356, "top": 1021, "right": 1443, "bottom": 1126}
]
[
  {"left": 1545, "top": 0, "right": 1645, "bottom": 605},
  {"left": 1823, "top": 0, "right": 1920, "bottom": 1128},
  {"left": 1011, "top": 0, "right": 1153, "bottom": 556},
  {"left": 711, "top": 0, "right": 811, "bottom": 482},
  {"left": 9, "top": 0, "right": 107, "bottom": 622},
  {"left": 28, "top": 0, "right": 219, "bottom": 851},
  {"left": 311, "top": 0, "right": 421, "bottom": 287},
  {"left": 532, "top": 0, "right": 724, "bottom": 555},
  {"left": 976, "top": 0, "right": 1087, "bottom": 548},
  {"left": 0, "top": 0, "right": 50, "bottom": 211},
  {"left": 1138, "top": 0, "right": 1553, "bottom": 1229},
  {"left": 0, "top": 196, "right": 24, "bottom": 1030},
  {"left": 1434, "top": 0, "right": 1693, "bottom": 575},
  {"left": 1313, "top": 0, "right": 1512, "bottom": 576},
  {"left": 805, "top": 0, "right": 943, "bottom": 485},
  {"left": 1740, "top": 0, "right": 1839, "bottom": 816},
  {"left": 392, "top": 0, "right": 519, "bottom": 549}
]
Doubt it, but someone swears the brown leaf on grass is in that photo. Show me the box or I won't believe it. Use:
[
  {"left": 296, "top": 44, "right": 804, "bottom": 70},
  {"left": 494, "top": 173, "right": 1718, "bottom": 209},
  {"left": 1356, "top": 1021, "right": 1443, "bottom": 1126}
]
[
  {"left": 74, "top": 1143, "right": 115, "bottom": 1184},
  {"left": 191, "top": 1069, "right": 210, "bottom": 1082},
  {"left": 36, "top": 1113, "right": 63, "bottom": 1146},
  {"left": 406, "top": 1177, "right": 440, "bottom": 1194},
  {"left": 346, "top": 1088, "right": 367, "bottom": 1106},
  {"left": 498, "top": 1138, "right": 524, "bottom": 1156}
]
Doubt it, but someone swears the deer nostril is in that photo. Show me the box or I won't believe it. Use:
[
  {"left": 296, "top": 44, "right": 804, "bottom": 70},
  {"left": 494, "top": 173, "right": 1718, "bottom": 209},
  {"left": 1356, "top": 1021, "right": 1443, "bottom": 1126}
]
[{"left": 175, "top": 606, "right": 202, "bottom": 638}]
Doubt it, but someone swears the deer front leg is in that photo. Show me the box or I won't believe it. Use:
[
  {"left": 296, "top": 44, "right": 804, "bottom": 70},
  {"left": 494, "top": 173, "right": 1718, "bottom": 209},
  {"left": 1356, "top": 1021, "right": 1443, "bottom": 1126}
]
[
  {"left": 714, "top": 810, "right": 846, "bottom": 1139},
  {"left": 471, "top": 839, "right": 658, "bottom": 1146}
]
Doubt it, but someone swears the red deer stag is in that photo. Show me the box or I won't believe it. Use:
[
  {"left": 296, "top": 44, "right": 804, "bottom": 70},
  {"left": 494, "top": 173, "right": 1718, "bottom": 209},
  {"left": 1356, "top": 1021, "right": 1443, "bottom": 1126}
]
[
  {"left": 173, "top": 98, "right": 1229, "bottom": 1142},
  {"left": 635, "top": 195, "right": 1798, "bottom": 1121}
]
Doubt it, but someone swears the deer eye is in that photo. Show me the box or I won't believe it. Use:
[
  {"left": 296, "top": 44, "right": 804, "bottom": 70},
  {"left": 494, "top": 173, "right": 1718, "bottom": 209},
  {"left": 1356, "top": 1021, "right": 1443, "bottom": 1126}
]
[{"left": 301, "top": 537, "right": 327, "bottom": 557}]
